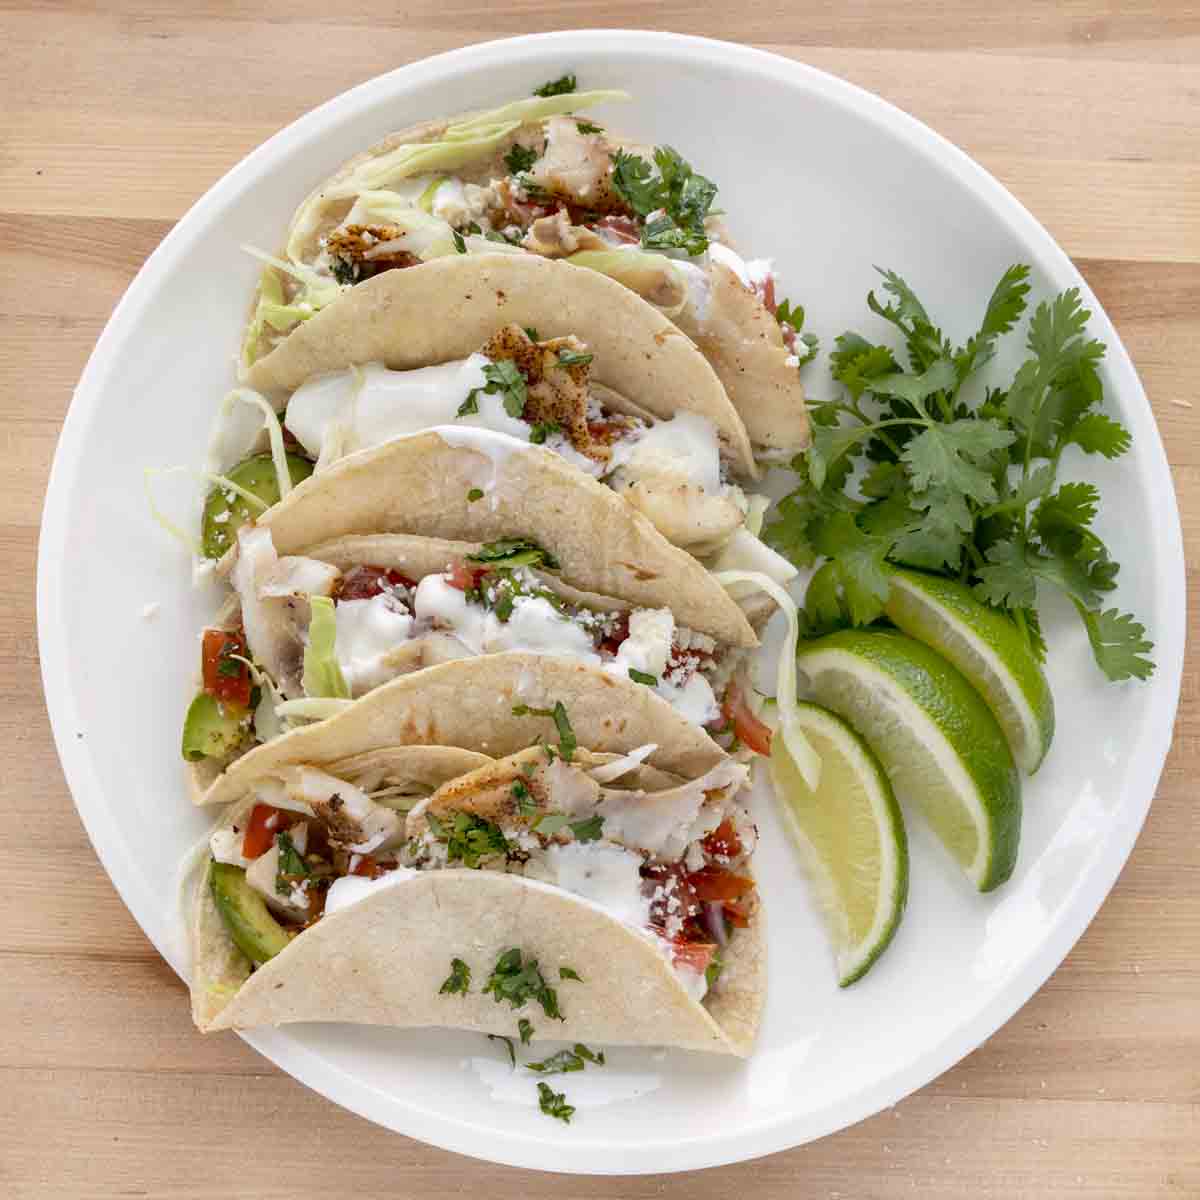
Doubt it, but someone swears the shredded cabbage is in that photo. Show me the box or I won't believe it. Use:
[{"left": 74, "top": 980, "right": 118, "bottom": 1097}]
[
  {"left": 240, "top": 248, "right": 345, "bottom": 365},
  {"left": 205, "top": 387, "right": 295, "bottom": 508},
  {"left": 744, "top": 495, "right": 771, "bottom": 538},
  {"left": 145, "top": 465, "right": 271, "bottom": 558},
  {"left": 417, "top": 175, "right": 446, "bottom": 213},
  {"left": 565, "top": 250, "right": 687, "bottom": 316},
  {"left": 301, "top": 596, "right": 350, "bottom": 699},
  {"left": 450, "top": 89, "right": 629, "bottom": 133},
  {"left": 713, "top": 570, "right": 821, "bottom": 791},
  {"left": 274, "top": 697, "right": 356, "bottom": 722}
]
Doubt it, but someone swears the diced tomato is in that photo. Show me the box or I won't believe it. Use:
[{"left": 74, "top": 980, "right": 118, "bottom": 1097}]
[
  {"left": 687, "top": 865, "right": 756, "bottom": 903},
  {"left": 642, "top": 863, "right": 701, "bottom": 927},
  {"left": 241, "top": 804, "right": 295, "bottom": 859},
  {"left": 721, "top": 683, "right": 773, "bottom": 756},
  {"left": 756, "top": 273, "right": 777, "bottom": 315},
  {"left": 338, "top": 564, "right": 416, "bottom": 602},
  {"left": 591, "top": 214, "right": 641, "bottom": 244},
  {"left": 722, "top": 899, "right": 753, "bottom": 928},
  {"left": 349, "top": 855, "right": 398, "bottom": 879},
  {"left": 201, "top": 628, "right": 251, "bottom": 709},
  {"left": 597, "top": 612, "right": 630, "bottom": 656},
  {"left": 701, "top": 817, "right": 743, "bottom": 860},
  {"left": 445, "top": 559, "right": 487, "bottom": 592},
  {"left": 670, "top": 940, "right": 717, "bottom": 974}
]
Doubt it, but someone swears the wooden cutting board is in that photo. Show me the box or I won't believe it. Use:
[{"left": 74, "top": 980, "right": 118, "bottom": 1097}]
[{"left": 3, "top": 4, "right": 1197, "bottom": 1196}]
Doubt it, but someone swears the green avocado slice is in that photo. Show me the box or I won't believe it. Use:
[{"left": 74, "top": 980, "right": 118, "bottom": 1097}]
[
  {"left": 201, "top": 451, "right": 313, "bottom": 559},
  {"left": 209, "top": 861, "right": 291, "bottom": 966},
  {"left": 181, "top": 692, "right": 248, "bottom": 762}
]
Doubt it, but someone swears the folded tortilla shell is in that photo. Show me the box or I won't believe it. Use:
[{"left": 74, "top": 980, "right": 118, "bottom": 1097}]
[
  {"left": 197, "top": 867, "right": 762, "bottom": 1056},
  {"left": 251, "top": 428, "right": 757, "bottom": 648},
  {"left": 244, "top": 254, "right": 756, "bottom": 478},
  {"left": 194, "top": 652, "right": 728, "bottom": 807}
]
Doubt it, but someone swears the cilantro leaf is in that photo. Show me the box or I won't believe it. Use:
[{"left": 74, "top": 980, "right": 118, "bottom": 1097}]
[
  {"left": 559, "top": 966, "right": 582, "bottom": 981},
  {"left": 488, "top": 1034, "right": 516, "bottom": 1068},
  {"left": 504, "top": 143, "right": 539, "bottom": 176},
  {"left": 610, "top": 147, "right": 717, "bottom": 256},
  {"left": 468, "top": 537, "right": 560, "bottom": 571},
  {"left": 431, "top": 811, "right": 510, "bottom": 868},
  {"left": 459, "top": 359, "right": 527, "bottom": 419},
  {"left": 518, "top": 1017, "right": 534, "bottom": 1044},
  {"left": 973, "top": 539, "right": 1038, "bottom": 609},
  {"left": 568, "top": 815, "right": 603, "bottom": 843},
  {"left": 533, "top": 74, "right": 577, "bottom": 98},
  {"left": 533, "top": 812, "right": 570, "bottom": 836},
  {"left": 811, "top": 512, "right": 893, "bottom": 625},
  {"left": 1063, "top": 412, "right": 1131, "bottom": 459},
  {"left": 529, "top": 420, "right": 561, "bottom": 444},
  {"left": 1074, "top": 604, "right": 1155, "bottom": 681},
  {"left": 439, "top": 957, "right": 471, "bottom": 996},
  {"left": 901, "top": 417, "right": 1015, "bottom": 506},
  {"left": 955, "top": 264, "right": 1031, "bottom": 381},
  {"left": 451, "top": 228, "right": 467, "bottom": 254},
  {"left": 527, "top": 1049, "right": 586, "bottom": 1075},
  {"left": 556, "top": 348, "right": 593, "bottom": 367},
  {"left": 483, "top": 948, "right": 563, "bottom": 1019},
  {"left": 273, "top": 831, "right": 310, "bottom": 896},
  {"left": 575, "top": 119, "right": 602, "bottom": 134},
  {"left": 537, "top": 1081, "right": 575, "bottom": 1123},
  {"left": 511, "top": 701, "right": 575, "bottom": 761},
  {"left": 627, "top": 668, "right": 658, "bottom": 686}
]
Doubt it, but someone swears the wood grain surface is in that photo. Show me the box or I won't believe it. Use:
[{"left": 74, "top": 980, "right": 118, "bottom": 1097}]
[{"left": 6, "top": 4, "right": 1199, "bottom": 1196}]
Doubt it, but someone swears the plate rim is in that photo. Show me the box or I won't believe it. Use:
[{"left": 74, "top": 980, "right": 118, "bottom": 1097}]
[{"left": 38, "top": 29, "right": 1186, "bottom": 1174}]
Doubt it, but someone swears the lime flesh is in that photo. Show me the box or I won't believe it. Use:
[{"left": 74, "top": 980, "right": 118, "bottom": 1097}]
[
  {"left": 770, "top": 702, "right": 908, "bottom": 985},
  {"left": 884, "top": 567, "right": 1054, "bottom": 774},
  {"left": 796, "top": 629, "right": 1021, "bottom": 892}
]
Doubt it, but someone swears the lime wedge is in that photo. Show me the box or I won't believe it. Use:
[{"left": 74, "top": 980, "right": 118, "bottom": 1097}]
[
  {"left": 884, "top": 567, "right": 1054, "bottom": 773},
  {"left": 770, "top": 702, "right": 908, "bottom": 985},
  {"left": 796, "top": 630, "right": 1021, "bottom": 892}
]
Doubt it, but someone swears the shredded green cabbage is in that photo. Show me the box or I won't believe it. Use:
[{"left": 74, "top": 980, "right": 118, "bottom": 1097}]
[
  {"left": 565, "top": 250, "right": 687, "bottom": 316},
  {"left": 451, "top": 89, "right": 629, "bottom": 133},
  {"left": 240, "top": 248, "right": 345, "bottom": 365},
  {"left": 222, "top": 388, "right": 295, "bottom": 503},
  {"left": 301, "top": 596, "right": 350, "bottom": 699},
  {"left": 145, "top": 465, "right": 271, "bottom": 558},
  {"left": 712, "top": 570, "right": 822, "bottom": 791},
  {"left": 274, "top": 697, "right": 355, "bottom": 722}
]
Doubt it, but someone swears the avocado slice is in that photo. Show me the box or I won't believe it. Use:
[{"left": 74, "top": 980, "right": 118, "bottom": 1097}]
[
  {"left": 209, "top": 861, "right": 291, "bottom": 966},
  {"left": 201, "top": 451, "right": 313, "bottom": 559},
  {"left": 181, "top": 692, "right": 248, "bottom": 762}
]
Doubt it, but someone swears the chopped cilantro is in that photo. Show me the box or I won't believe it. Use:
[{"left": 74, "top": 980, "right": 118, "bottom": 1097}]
[
  {"left": 467, "top": 487, "right": 484, "bottom": 502},
  {"left": 439, "top": 957, "right": 471, "bottom": 996},
  {"left": 529, "top": 421, "right": 561, "bottom": 444},
  {"left": 216, "top": 658, "right": 243, "bottom": 678},
  {"left": 483, "top": 948, "right": 563, "bottom": 1019},
  {"left": 574, "top": 119, "right": 602, "bottom": 134},
  {"left": 533, "top": 74, "right": 577, "bottom": 97},
  {"left": 518, "top": 1017, "right": 534, "bottom": 1044},
  {"left": 533, "top": 812, "right": 570, "bottom": 836},
  {"left": 459, "top": 358, "right": 527, "bottom": 419},
  {"left": 568, "top": 815, "right": 603, "bottom": 843},
  {"left": 504, "top": 143, "right": 539, "bottom": 176},
  {"left": 775, "top": 297, "right": 820, "bottom": 368},
  {"left": 523, "top": 326, "right": 540, "bottom": 342},
  {"left": 451, "top": 228, "right": 467, "bottom": 254},
  {"left": 558, "top": 966, "right": 582, "bottom": 982},
  {"left": 273, "top": 831, "right": 310, "bottom": 896},
  {"left": 428, "top": 811, "right": 509, "bottom": 868},
  {"left": 556, "top": 348, "right": 593, "bottom": 367},
  {"left": 487, "top": 1033, "right": 516, "bottom": 1068},
  {"left": 511, "top": 778, "right": 537, "bottom": 817},
  {"left": 611, "top": 147, "right": 717, "bottom": 257},
  {"left": 467, "top": 537, "right": 560, "bottom": 571},
  {"left": 511, "top": 701, "right": 575, "bottom": 761},
  {"left": 705, "top": 950, "right": 724, "bottom": 989},
  {"left": 627, "top": 668, "right": 658, "bottom": 686},
  {"left": 764, "top": 264, "right": 1154, "bottom": 681},
  {"left": 537, "top": 1081, "right": 575, "bottom": 1123},
  {"left": 528, "top": 1043, "right": 604, "bottom": 1075}
]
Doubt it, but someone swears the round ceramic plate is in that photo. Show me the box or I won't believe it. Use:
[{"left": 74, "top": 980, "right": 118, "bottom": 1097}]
[{"left": 39, "top": 31, "right": 1184, "bottom": 1174}]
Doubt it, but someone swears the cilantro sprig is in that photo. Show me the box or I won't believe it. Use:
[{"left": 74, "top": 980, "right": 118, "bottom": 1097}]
[
  {"left": 533, "top": 74, "right": 576, "bottom": 98},
  {"left": 483, "top": 948, "right": 564, "bottom": 1019},
  {"left": 426, "top": 811, "right": 510, "bottom": 868},
  {"left": 611, "top": 147, "right": 717, "bottom": 257},
  {"left": 766, "top": 264, "right": 1154, "bottom": 681},
  {"left": 457, "top": 359, "right": 527, "bottom": 419}
]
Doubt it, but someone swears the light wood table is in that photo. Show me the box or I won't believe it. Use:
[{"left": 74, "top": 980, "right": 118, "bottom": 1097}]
[{"left": 5, "top": 5, "right": 1198, "bottom": 1196}]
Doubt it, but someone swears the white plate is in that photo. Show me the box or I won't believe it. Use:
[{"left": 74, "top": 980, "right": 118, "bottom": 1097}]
[{"left": 39, "top": 30, "right": 1184, "bottom": 1174}]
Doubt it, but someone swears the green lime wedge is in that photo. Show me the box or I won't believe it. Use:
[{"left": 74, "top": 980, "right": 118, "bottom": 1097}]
[
  {"left": 796, "top": 629, "right": 1021, "bottom": 892},
  {"left": 770, "top": 702, "right": 908, "bottom": 985},
  {"left": 884, "top": 567, "right": 1054, "bottom": 774}
]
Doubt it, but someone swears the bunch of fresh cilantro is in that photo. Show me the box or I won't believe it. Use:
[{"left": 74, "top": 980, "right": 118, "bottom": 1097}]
[{"left": 765, "top": 264, "right": 1155, "bottom": 681}]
